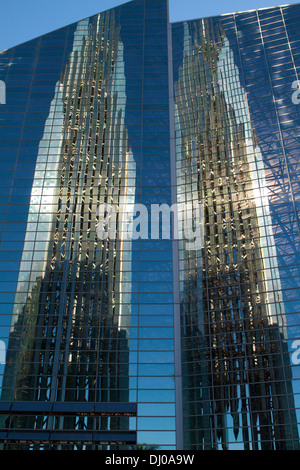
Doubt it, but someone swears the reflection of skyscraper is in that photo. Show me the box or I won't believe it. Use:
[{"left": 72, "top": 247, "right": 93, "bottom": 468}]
[
  {"left": 174, "top": 19, "right": 299, "bottom": 450},
  {"left": 0, "top": 0, "right": 300, "bottom": 451},
  {"left": 1, "top": 10, "right": 136, "bottom": 449}
]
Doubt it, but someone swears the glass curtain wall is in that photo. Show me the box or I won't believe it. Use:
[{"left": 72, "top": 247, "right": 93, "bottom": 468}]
[
  {"left": 0, "top": 0, "right": 300, "bottom": 451},
  {"left": 172, "top": 4, "right": 300, "bottom": 450}
]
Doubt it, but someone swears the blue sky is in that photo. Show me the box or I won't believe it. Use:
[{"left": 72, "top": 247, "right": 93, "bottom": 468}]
[{"left": 1, "top": 0, "right": 300, "bottom": 51}]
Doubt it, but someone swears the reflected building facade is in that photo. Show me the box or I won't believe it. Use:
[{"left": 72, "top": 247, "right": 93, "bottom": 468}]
[
  {"left": 0, "top": 0, "right": 300, "bottom": 450},
  {"left": 173, "top": 18, "right": 299, "bottom": 449},
  {"left": 0, "top": 9, "right": 137, "bottom": 449}
]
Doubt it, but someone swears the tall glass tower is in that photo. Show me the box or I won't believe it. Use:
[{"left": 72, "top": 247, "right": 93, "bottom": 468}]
[{"left": 0, "top": 0, "right": 299, "bottom": 450}]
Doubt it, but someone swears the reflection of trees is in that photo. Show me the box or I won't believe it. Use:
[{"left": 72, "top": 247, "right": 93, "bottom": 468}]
[
  {"left": 131, "top": 443, "right": 159, "bottom": 450},
  {"left": 175, "top": 19, "right": 299, "bottom": 450}
]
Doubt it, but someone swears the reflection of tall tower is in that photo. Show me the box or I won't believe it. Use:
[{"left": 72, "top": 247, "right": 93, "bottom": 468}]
[
  {"left": 1, "top": 11, "right": 136, "bottom": 449},
  {"left": 174, "top": 19, "right": 299, "bottom": 450}
]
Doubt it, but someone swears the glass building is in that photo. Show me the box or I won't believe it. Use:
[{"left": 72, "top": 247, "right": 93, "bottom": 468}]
[{"left": 0, "top": 0, "right": 300, "bottom": 450}]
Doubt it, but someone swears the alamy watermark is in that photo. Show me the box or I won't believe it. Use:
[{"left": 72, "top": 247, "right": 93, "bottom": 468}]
[
  {"left": 96, "top": 201, "right": 204, "bottom": 250},
  {"left": 0, "top": 81, "right": 5, "bottom": 105},
  {"left": 291, "top": 80, "right": 300, "bottom": 104},
  {"left": 0, "top": 341, "right": 6, "bottom": 365},
  {"left": 291, "top": 339, "right": 300, "bottom": 365}
]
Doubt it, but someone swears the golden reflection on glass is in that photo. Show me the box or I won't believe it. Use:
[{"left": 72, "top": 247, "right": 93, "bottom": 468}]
[
  {"left": 1, "top": 11, "right": 136, "bottom": 450},
  {"left": 174, "top": 19, "right": 299, "bottom": 450}
]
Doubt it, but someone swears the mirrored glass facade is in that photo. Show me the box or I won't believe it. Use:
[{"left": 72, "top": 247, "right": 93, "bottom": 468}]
[{"left": 0, "top": 0, "right": 300, "bottom": 450}]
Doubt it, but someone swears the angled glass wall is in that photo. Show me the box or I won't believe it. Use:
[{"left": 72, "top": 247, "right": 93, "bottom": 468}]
[
  {"left": 0, "top": 0, "right": 176, "bottom": 450},
  {"left": 172, "top": 2, "right": 300, "bottom": 450},
  {"left": 0, "top": 0, "right": 300, "bottom": 451}
]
